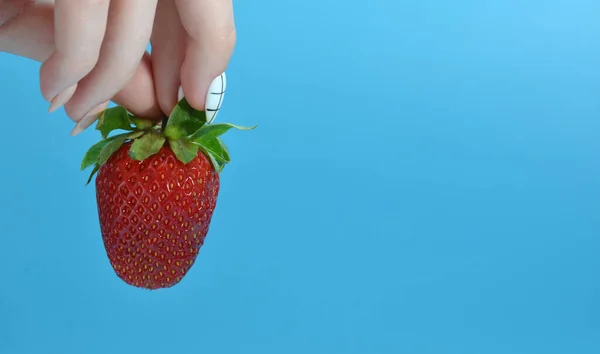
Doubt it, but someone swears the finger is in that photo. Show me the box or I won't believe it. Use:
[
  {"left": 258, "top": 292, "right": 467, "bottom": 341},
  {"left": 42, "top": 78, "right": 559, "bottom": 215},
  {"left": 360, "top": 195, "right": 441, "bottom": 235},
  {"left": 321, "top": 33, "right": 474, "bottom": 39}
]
[
  {"left": 70, "top": 100, "right": 109, "bottom": 136},
  {"left": 64, "top": 0, "right": 158, "bottom": 122},
  {"left": 150, "top": 0, "right": 186, "bottom": 116},
  {"left": 175, "top": 0, "right": 236, "bottom": 122},
  {"left": 0, "top": 4, "right": 163, "bottom": 121},
  {"left": 39, "top": 0, "right": 110, "bottom": 105},
  {"left": 111, "top": 52, "right": 163, "bottom": 120},
  {"left": 0, "top": 3, "right": 54, "bottom": 62},
  {"left": 71, "top": 52, "right": 163, "bottom": 136}
]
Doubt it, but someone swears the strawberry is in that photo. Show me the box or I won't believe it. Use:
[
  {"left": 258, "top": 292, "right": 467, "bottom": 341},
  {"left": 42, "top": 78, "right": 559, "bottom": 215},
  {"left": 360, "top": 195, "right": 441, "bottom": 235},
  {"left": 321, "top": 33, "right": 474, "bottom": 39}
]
[{"left": 81, "top": 98, "right": 254, "bottom": 290}]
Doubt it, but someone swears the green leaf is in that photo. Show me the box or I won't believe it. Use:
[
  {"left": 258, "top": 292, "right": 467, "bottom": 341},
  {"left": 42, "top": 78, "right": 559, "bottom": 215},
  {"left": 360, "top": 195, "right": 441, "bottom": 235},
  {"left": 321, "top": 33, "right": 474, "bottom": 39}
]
[
  {"left": 98, "top": 136, "right": 128, "bottom": 165},
  {"left": 188, "top": 123, "right": 255, "bottom": 172},
  {"left": 86, "top": 164, "right": 100, "bottom": 185},
  {"left": 96, "top": 106, "right": 133, "bottom": 138},
  {"left": 168, "top": 138, "right": 199, "bottom": 164},
  {"left": 190, "top": 123, "right": 257, "bottom": 143},
  {"left": 81, "top": 139, "right": 112, "bottom": 171},
  {"left": 129, "top": 132, "right": 166, "bottom": 161},
  {"left": 205, "top": 152, "right": 226, "bottom": 173},
  {"left": 129, "top": 115, "right": 157, "bottom": 130},
  {"left": 80, "top": 131, "right": 142, "bottom": 171},
  {"left": 194, "top": 137, "right": 230, "bottom": 173},
  {"left": 81, "top": 131, "right": 143, "bottom": 185},
  {"left": 217, "top": 137, "right": 230, "bottom": 162},
  {"left": 164, "top": 98, "right": 207, "bottom": 140},
  {"left": 97, "top": 131, "right": 144, "bottom": 166}
]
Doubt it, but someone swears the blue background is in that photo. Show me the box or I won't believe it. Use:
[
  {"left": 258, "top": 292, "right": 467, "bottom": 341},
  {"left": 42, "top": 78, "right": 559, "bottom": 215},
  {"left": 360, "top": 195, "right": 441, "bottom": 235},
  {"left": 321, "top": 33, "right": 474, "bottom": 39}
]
[{"left": 2, "top": 1, "right": 600, "bottom": 353}]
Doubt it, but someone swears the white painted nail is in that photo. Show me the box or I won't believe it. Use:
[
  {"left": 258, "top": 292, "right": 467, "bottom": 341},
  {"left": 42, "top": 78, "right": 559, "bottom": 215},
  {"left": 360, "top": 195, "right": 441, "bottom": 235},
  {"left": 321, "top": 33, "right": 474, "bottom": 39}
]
[
  {"left": 48, "top": 84, "right": 77, "bottom": 113},
  {"left": 70, "top": 101, "right": 108, "bottom": 136},
  {"left": 205, "top": 72, "right": 226, "bottom": 124}
]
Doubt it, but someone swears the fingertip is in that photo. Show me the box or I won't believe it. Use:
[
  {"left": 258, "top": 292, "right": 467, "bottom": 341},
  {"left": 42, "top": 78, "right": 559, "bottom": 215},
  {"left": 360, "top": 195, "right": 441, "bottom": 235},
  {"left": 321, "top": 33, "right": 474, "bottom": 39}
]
[
  {"left": 39, "top": 52, "right": 58, "bottom": 101},
  {"left": 39, "top": 49, "right": 98, "bottom": 103},
  {"left": 69, "top": 100, "right": 109, "bottom": 136},
  {"left": 179, "top": 71, "right": 227, "bottom": 124},
  {"left": 178, "top": 67, "right": 210, "bottom": 111},
  {"left": 48, "top": 83, "right": 77, "bottom": 112}
]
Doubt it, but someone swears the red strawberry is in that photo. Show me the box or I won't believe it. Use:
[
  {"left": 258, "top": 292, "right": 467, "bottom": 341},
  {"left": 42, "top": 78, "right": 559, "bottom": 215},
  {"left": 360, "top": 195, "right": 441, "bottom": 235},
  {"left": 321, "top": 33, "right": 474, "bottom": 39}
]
[{"left": 81, "top": 98, "right": 254, "bottom": 289}]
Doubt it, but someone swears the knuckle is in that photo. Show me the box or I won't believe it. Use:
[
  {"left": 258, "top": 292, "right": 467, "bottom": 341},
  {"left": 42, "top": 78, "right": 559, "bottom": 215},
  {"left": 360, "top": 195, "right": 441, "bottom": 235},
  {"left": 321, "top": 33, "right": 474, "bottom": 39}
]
[
  {"left": 217, "top": 24, "right": 236, "bottom": 49},
  {"left": 55, "top": 46, "right": 101, "bottom": 74},
  {"left": 203, "top": 26, "right": 236, "bottom": 68},
  {"left": 195, "top": 21, "right": 236, "bottom": 51},
  {"left": 70, "top": 54, "right": 100, "bottom": 77},
  {"left": 224, "top": 27, "right": 237, "bottom": 50},
  {"left": 105, "top": 53, "right": 145, "bottom": 84}
]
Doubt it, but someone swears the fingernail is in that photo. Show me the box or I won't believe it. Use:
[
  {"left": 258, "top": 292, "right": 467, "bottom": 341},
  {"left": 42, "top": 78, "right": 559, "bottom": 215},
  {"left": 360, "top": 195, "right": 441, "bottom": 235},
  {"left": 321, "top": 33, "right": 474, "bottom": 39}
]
[
  {"left": 177, "top": 86, "right": 184, "bottom": 101},
  {"left": 70, "top": 101, "right": 108, "bottom": 136},
  {"left": 48, "top": 84, "right": 77, "bottom": 113},
  {"left": 205, "top": 72, "right": 226, "bottom": 124}
]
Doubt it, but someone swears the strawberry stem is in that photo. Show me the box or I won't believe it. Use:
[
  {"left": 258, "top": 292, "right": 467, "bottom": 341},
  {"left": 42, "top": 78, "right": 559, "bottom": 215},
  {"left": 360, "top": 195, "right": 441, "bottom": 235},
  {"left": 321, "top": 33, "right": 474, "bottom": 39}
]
[{"left": 161, "top": 115, "right": 168, "bottom": 133}]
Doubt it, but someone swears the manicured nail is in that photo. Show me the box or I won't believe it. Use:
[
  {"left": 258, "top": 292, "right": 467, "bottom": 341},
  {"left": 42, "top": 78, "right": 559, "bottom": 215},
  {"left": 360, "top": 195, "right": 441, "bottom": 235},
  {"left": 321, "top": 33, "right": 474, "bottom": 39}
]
[
  {"left": 48, "top": 84, "right": 77, "bottom": 113},
  {"left": 70, "top": 101, "right": 109, "bottom": 136},
  {"left": 205, "top": 72, "right": 226, "bottom": 124},
  {"left": 177, "top": 72, "right": 226, "bottom": 124}
]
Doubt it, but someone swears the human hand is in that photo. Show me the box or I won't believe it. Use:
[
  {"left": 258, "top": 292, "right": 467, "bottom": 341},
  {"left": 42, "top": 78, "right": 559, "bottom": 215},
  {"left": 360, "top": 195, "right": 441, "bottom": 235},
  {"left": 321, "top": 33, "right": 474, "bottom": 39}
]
[{"left": 0, "top": 0, "right": 235, "bottom": 134}]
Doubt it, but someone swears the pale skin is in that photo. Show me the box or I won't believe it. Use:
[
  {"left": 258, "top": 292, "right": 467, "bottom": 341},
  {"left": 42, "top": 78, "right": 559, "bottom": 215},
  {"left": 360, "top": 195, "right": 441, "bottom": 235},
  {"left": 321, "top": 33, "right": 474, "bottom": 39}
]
[{"left": 0, "top": 0, "right": 236, "bottom": 134}]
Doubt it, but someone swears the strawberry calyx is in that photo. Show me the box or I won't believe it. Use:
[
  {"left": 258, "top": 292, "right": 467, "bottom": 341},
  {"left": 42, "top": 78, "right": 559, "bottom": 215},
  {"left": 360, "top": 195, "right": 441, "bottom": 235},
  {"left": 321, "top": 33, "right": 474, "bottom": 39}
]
[{"left": 81, "top": 98, "right": 255, "bottom": 185}]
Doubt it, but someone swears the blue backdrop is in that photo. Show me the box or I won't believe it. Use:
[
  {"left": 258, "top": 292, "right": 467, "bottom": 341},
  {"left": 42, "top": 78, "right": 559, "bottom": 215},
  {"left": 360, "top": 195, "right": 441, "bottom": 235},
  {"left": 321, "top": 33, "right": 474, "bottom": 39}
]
[{"left": 2, "top": 1, "right": 600, "bottom": 353}]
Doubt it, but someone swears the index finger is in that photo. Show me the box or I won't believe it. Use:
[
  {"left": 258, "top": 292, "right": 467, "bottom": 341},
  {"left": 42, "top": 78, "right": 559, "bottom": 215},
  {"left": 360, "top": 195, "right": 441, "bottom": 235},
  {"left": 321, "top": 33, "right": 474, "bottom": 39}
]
[{"left": 40, "top": 0, "right": 110, "bottom": 104}]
